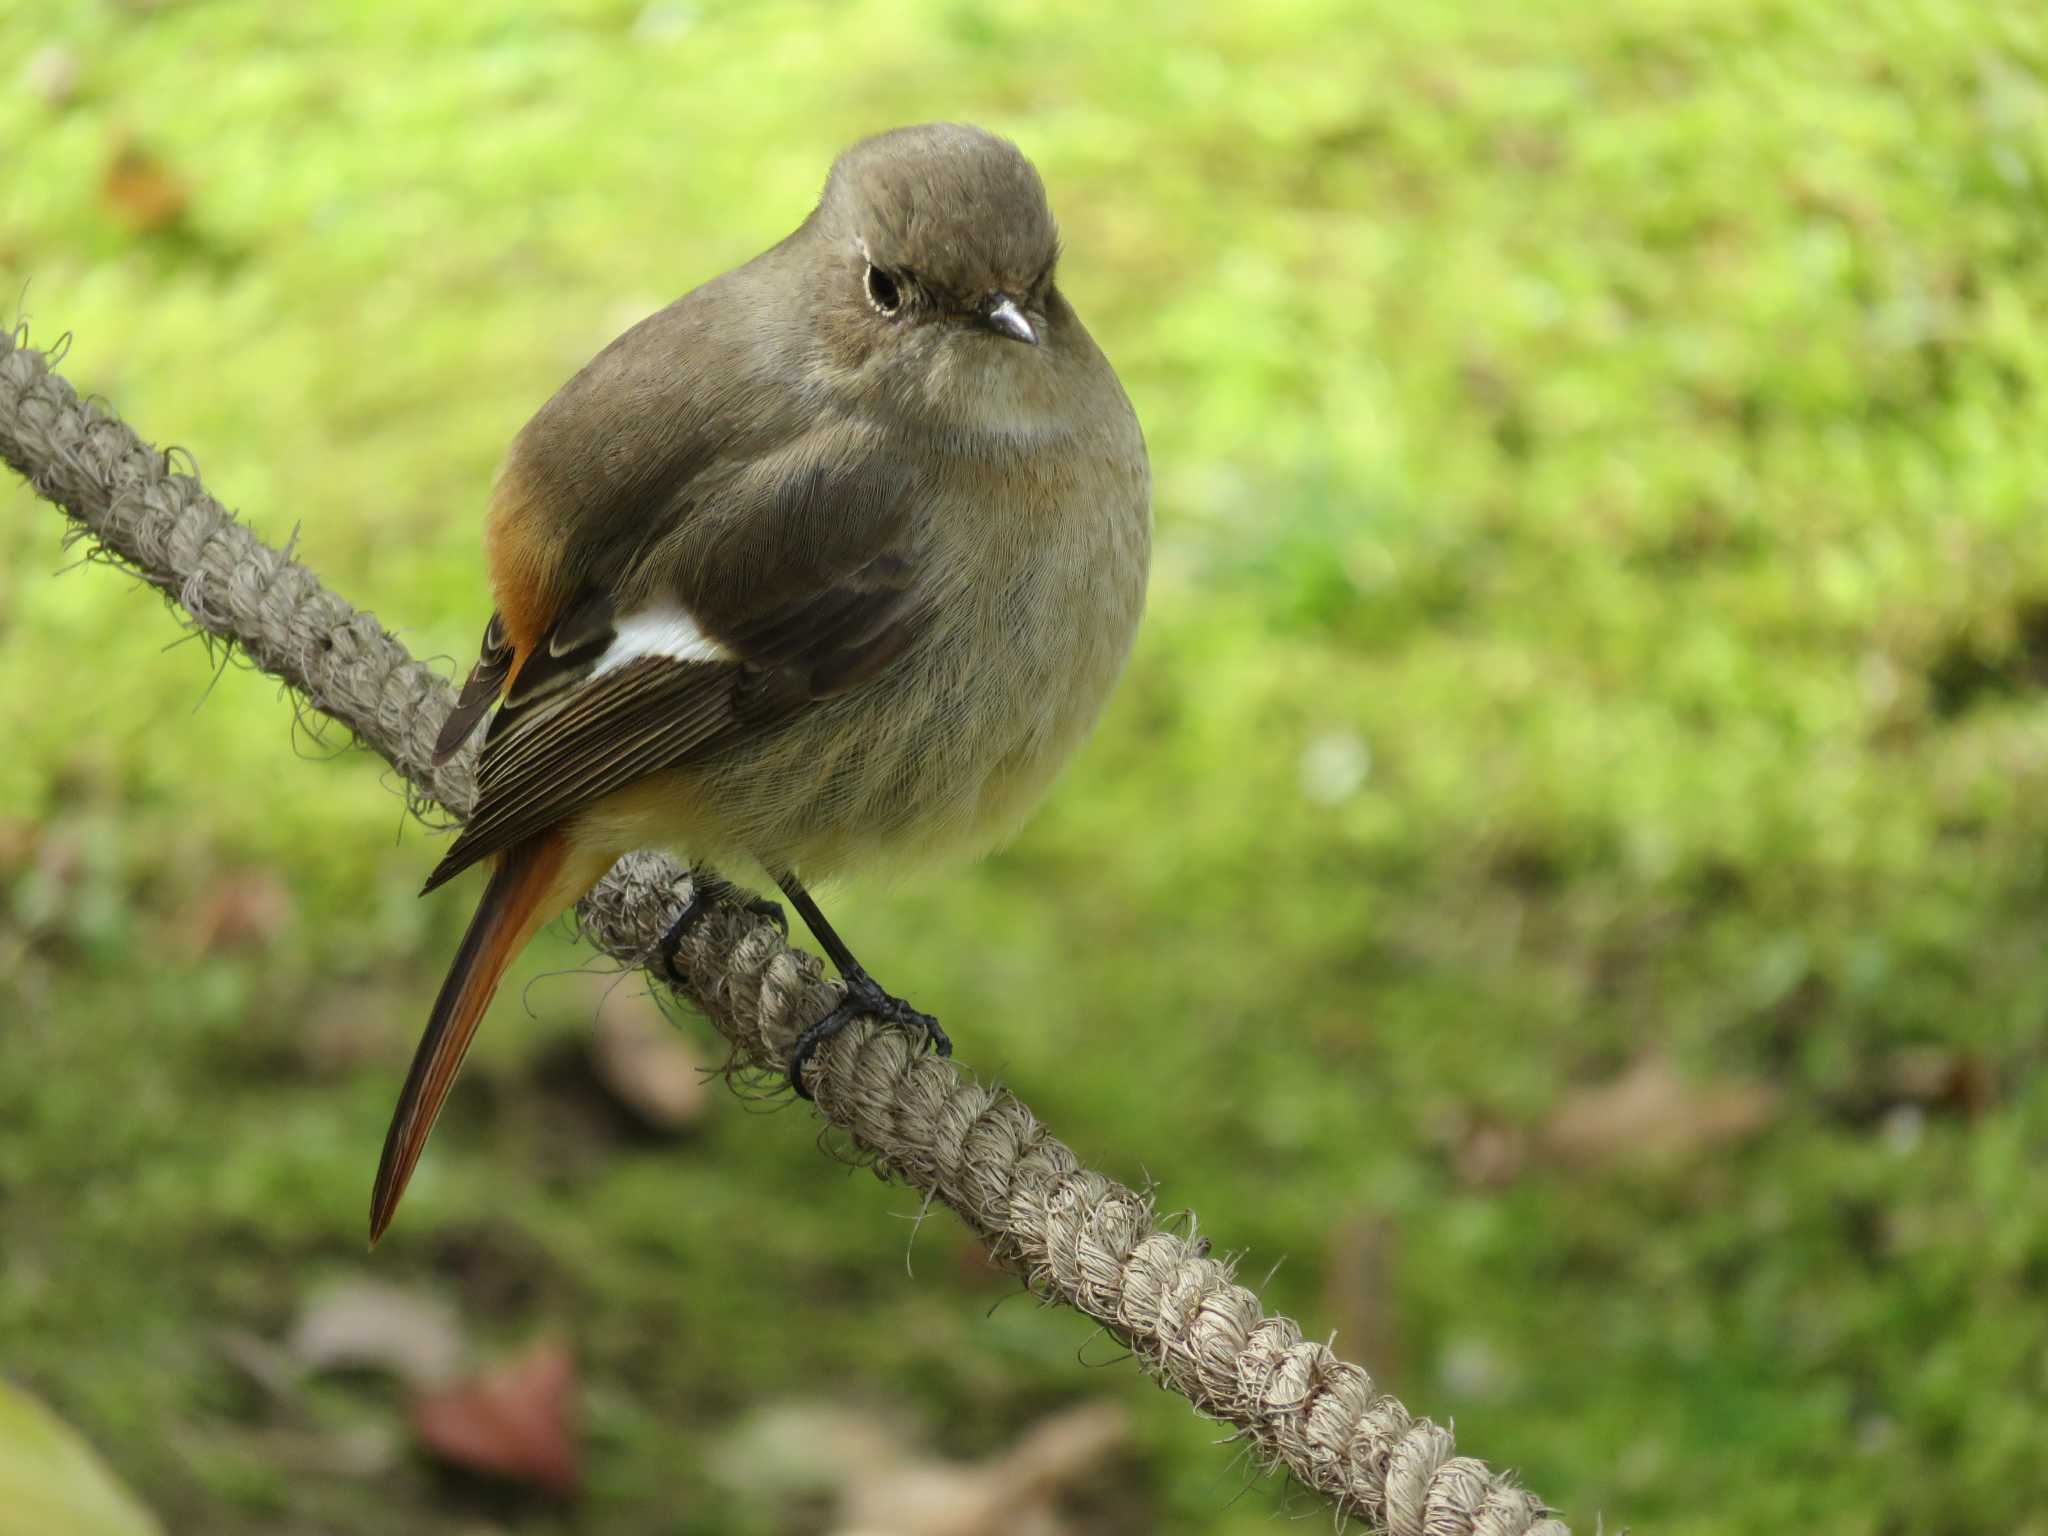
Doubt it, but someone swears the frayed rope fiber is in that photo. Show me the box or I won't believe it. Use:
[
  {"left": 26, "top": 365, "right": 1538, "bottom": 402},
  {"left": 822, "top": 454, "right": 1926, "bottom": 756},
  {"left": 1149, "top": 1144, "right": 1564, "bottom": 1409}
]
[{"left": 2, "top": 322, "right": 1569, "bottom": 1535}]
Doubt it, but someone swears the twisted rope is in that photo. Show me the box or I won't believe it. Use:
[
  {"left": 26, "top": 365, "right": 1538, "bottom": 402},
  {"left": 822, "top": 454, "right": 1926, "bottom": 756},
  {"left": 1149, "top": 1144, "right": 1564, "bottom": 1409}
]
[{"left": 2, "top": 322, "right": 1568, "bottom": 1535}]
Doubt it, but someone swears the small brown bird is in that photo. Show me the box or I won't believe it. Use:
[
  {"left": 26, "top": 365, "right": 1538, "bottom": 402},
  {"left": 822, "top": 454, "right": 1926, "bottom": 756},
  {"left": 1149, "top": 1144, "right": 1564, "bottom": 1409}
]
[{"left": 372, "top": 123, "right": 1151, "bottom": 1243}]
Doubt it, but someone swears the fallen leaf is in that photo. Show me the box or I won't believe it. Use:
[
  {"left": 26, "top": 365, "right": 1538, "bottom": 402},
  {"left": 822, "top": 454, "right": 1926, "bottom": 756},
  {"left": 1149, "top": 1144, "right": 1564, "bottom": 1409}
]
[
  {"left": 0, "top": 1379, "right": 162, "bottom": 1536},
  {"left": 289, "top": 1280, "right": 464, "bottom": 1388},
  {"left": 102, "top": 136, "right": 188, "bottom": 234},
  {"left": 586, "top": 977, "right": 706, "bottom": 1132},
  {"left": 714, "top": 1400, "right": 897, "bottom": 1498},
  {"left": 970, "top": 1400, "right": 1129, "bottom": 1516},
  {"left": 1540, "top": 1053, "right": 1777, "bottom": 1171},
  {"left": 717, "top": 1397, "right": 1126, "bottom": 1536},
  {"left": 839, "top": 1400, "right": 1128, "bottom": 1536},
  {"left": 410, "top": 1340, "right": 578, "bottom": 1496}
]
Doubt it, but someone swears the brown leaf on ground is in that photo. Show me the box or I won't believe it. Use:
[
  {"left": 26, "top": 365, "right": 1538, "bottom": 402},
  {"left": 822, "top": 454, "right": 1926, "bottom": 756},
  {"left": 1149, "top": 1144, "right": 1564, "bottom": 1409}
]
[
  {"left": 289, "top": 1281, "right": 465, "bottom": 1389},
  {"left": 719, "top": 1399, "right": 1128, "bottom": 1536},
  {"left": 586, "top": 976, "right": 707, "bottom": 1132},
  {"left": 839, "top": 1399, "right": 1128, "bottom": 1536},
  {"left": 102, "top": 136, "right": 189, "bottom": 234},
  {"left": 410, "top": 1339, "right": 578, "bottom": 1496},
  {"left": 1540, "top": 1053, "right": 1777, "bottom": 1171}
]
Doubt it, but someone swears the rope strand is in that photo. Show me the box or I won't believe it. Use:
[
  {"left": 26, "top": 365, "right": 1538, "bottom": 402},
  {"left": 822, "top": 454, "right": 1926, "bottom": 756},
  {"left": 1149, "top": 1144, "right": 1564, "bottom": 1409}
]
[{"left": 1, "top": 323, "right": 1568, "bottom": 1534}]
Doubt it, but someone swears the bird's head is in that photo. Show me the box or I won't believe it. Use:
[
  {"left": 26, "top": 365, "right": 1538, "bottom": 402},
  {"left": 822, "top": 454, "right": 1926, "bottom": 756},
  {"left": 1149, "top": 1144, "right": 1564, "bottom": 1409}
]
[{"left": 809, "top": 123, "right": 1071, "bottom": 420}]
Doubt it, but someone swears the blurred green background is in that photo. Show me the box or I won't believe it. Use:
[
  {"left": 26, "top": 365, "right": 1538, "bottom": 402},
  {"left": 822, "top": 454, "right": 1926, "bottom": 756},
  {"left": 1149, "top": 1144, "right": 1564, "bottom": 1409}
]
[{"left": 6, "top": 1, "right": 2048, "bottom": 1532}]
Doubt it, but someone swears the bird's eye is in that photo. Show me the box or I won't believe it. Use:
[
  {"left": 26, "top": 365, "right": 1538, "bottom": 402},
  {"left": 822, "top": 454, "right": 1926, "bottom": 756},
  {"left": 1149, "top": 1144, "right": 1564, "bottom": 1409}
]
[{"left": 865, "top": 263, "right": 903, "bottom": 316}]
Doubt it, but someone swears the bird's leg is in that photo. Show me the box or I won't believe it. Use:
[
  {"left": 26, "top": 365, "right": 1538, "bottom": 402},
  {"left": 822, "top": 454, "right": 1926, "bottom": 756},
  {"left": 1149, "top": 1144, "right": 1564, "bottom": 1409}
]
[
  {"left": 659, "top": 862, "right": 788, "bottom": 982},
  {"left": 721, "top": 874, "right": 791, "bottom": 936},
  {"left": 775, "top": 873, "right": 949, "bottom": 1097}
]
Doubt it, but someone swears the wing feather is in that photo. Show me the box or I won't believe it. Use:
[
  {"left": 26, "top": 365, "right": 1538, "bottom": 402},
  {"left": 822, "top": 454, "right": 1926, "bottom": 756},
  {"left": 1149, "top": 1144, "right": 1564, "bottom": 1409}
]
[
  {"left": 424, "top": 555, "right": 930, "bottom": 891},
  {"left": 423, "top": 659, "right": 735, "bottom": 891},
  {"left": 424, "top": 438, "right": 934, "bottom": 890},
  {"left": 431, "top": 612, "right": 514, "bottom": 764}
]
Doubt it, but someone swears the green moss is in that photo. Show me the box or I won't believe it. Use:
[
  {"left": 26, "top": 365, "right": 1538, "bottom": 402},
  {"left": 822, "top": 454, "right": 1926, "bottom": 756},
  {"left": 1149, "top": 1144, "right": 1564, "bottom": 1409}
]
[{"left": 5, "top": 1, "right": 2048, "bottom": 1530}]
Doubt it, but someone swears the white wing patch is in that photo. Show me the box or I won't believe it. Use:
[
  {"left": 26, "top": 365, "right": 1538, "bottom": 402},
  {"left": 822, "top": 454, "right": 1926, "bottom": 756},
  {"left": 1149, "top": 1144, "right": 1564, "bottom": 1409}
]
[{"left": 593, "top": 602, "right": 735, "bottom": 677}]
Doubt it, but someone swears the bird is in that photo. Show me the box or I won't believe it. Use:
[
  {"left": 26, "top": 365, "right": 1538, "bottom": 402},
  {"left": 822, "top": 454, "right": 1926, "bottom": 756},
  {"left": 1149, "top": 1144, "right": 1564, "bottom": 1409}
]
[{"left": 371, "top": 122, "right": 1151, "bottom": 1245}]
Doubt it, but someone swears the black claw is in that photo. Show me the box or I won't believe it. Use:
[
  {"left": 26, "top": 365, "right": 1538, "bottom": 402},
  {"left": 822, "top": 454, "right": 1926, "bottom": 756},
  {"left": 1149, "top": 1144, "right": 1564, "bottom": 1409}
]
[
  {"left": 745, "top": 895, "right": 789, "bottom": 937},
  {"left": 787, "top": 967, "right": 945, "bottom": 1098},
  {"left": 663, "top": 869, "right": 788, "bottom": 981},
  {"left": 656, "top": 879, "right": 722, "bottom": 983}
]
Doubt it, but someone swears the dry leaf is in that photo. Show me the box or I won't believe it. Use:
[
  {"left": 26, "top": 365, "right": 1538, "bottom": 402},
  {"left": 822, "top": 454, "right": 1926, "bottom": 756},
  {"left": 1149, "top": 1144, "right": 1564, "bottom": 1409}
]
[
  {"left": 410, "top": 1340, "right": 578, "bottom": 1496},
  {"left": 838, "top": 1400, "right": 1127, "bottom": 1536},
  {"left": 1540, "top": 1053, "right": 1777, "bottom": 1171},
  {"left": 718, "top": 1398, "right": 1125, "bottom": 1536},
  {"left": 715, "top": 1401, "right": 898, "bottom": 1497},
  {"left": 970, "top": 1401, "right": 1128, "bottom": 1517},
  {"left": 586, "top": 977, "right": 706, "bottom": 1132},
  {"left": 289, "top": 1280, "right": 464, "bottom": 1388},
  {"left": 102, "top": 137, "right": 190, "bottom": 234}
]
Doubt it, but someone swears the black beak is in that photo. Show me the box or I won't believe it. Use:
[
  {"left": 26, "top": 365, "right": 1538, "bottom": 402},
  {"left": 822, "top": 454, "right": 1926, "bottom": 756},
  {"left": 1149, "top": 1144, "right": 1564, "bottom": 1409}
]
[{"left": 982, "top": 295, "right": 1038, "bottom": 346}]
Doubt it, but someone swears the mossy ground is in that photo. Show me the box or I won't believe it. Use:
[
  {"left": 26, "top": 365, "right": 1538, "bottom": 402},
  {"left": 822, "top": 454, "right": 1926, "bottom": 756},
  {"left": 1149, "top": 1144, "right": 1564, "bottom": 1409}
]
[{"left": 5, "top": 2, "right": 2048, "bottom": 1532}]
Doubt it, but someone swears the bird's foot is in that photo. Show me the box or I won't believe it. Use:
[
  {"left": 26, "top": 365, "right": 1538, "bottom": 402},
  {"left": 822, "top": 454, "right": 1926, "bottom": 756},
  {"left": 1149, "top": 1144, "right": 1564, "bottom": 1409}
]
[
  {"left": 788, "top": 967, "right": 949, "bottom": 1099},
  {"left": 656, "top": 884, "right": 718, "bottom": 984},
  {"left": 692, "top": 867, "right": 787, "bottom": 935},
  {"left": 740, "top": 893, "right": 789, "bottom": 936},
  {"left": 659, "top": 869, "right": 787, "bottom": 982}
]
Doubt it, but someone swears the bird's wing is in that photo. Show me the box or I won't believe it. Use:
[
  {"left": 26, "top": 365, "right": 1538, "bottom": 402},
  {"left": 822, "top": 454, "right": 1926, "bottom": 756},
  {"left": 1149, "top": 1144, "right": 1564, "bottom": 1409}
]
[
  {"left": 420, "top": 447, "right": 931, "bottom": 893},
  {"left": 432, "top": 611, "right": 516, "bottom": 764}
]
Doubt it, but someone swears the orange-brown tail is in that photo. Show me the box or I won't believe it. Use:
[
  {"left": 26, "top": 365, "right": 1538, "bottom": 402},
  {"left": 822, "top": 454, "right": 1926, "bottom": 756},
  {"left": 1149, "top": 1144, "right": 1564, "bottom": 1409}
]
[{"left": 370, "top": 830, "right": 572, "bottom": 1246}]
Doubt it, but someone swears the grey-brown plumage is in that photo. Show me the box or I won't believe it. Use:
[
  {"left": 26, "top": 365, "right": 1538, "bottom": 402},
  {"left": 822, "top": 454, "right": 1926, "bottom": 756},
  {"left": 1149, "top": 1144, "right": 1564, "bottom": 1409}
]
[{"left": 373, "top": 123, "right": 1150, "bottom": 1242}]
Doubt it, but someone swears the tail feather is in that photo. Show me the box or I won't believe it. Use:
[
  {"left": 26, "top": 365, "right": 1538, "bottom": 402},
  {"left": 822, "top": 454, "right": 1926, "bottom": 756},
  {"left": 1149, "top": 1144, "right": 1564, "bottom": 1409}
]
[{"left": 370, "top": 830, "right": 572, "bottom": 1246}]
